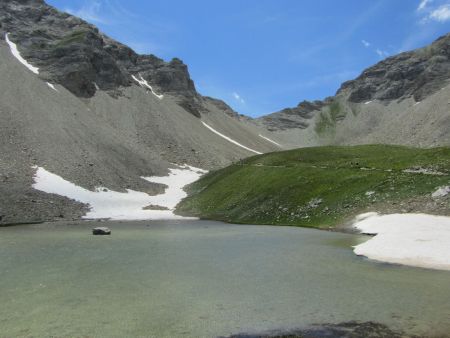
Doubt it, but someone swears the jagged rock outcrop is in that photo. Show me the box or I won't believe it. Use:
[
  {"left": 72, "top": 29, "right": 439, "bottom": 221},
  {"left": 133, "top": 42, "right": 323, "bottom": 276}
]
[
  {"left": 0, "top": 0, "right": 202, "bottom": 115},
  {"left": 256, "top": 32, "right": 450, "bottom": 133},
  {"left": 255, "top": 100, "right": 327, "bottom": 131},
  {"left": 338, "top": 34, "right": 450, "bottom": 103},
  {"left": 202, "top": 96, "right": 250, "bottom": 121}
]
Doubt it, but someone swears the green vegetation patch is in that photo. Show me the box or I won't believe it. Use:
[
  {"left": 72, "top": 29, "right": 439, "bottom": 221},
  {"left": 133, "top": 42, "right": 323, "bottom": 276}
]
[
  {"left": 53, "top": 30, "right": 89, "bottom": 48},
  {"left": 177, "top": 145, "right": 450, "bottom": 228},
  {"left": 315, "top": 101, "right": 347, "bottom": 134}
]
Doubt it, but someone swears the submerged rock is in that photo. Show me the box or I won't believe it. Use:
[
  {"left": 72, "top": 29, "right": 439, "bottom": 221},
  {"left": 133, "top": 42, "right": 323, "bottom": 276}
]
[{"left": 92, "top": 227, "right": 111, "bottom": 235}]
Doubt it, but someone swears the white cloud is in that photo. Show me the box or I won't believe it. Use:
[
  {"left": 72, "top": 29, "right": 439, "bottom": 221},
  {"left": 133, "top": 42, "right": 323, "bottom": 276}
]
[
  {"left": 361, "top": 39, "right": 371, "bottom": 47},
  {"left": 361, "top": 39, "right": 389, "bottom": 59},
  {"left": 429, "top": 4, "right": 450, "bottom": 21},
  {"left": 232, "top": 92, "right": 245, "bottom": 104},
  {"left": 417, "top": 1, "right": 450, "bottom": 24},
  {"left": 376, "top": 49, "right": 389, "bottom": 58},
  {"left": 418, "top": 0, "right": 432, "bottom": 11},
  {"left": 65, "top": 1, "right": 109, "bottom": 24}
]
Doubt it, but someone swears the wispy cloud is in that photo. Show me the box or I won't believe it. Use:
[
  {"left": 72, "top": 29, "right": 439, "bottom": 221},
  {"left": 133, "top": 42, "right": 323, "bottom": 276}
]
[
  {"left": 418, "top": 0, "right": 433, "bottom": 11},
  {"left": 361, "top": 39, "right": 389, "bottom": 59},
  {"left": 65, "top": 1, "right": 108, "bottom": 24},
  {"left": 417, "top": 0, "right": 450, "bottom": 23},
  {"left": 232, "top": 92, "right": 245, "bottom": 104},
  {"left": 361, "top": 39, "right": 371, "bottom": 47},
  {"left": 429, "top": 4, "right": 450, "bottom": 21},
  {"left": 289, "top": 1, "right": 386, "bottom": 64},
  {"left": 376, "top": 49, "right": 389, "bottom": 58}
]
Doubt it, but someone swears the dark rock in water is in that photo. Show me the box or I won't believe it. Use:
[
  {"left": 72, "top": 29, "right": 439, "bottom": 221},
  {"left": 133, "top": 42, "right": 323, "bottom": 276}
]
[{"left": 92, "top": 227, "right": 111, "bottom": 235}]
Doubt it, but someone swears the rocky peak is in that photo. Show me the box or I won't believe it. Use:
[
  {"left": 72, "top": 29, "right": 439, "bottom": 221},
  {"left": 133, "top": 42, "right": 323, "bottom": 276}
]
[
  {"left": 0, "top": 0, "right": 199, "bottom": 110},
  {"left": 256, "top": 33, "right": 450, "bottom": 131},
  {"left": 338, "top": 32, "right": 450, "bottom": 103},
  {"left": 255, "top": 99, "right": 327, "bottom": 131}
]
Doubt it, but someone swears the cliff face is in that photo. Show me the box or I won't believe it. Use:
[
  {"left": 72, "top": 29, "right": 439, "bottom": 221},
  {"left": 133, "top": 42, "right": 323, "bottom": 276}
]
[
  {"left": 255, "top": 100, "right": 328, "bottom": 131},
  {"left": 338, "top": 34, "right": 450, "bottom": 103},
  {"left": 0, "top": 0, "right": 205, "bottom": 114}
]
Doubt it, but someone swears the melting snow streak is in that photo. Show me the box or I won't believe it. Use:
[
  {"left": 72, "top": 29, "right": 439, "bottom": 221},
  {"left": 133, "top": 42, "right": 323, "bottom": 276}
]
[
  {"left": 5, "top": 33, "right": 39, "bottom": 74},
  {"left": 201, "top": 121, "right": 262, "bottom": 155},
  {"left": 47, "top": 82, "right": 58, "bottom": 92},
  {"left": 132, "top": 74, "right": 164, "bottom": 99},
  {"left": 259, "top": 134, "right": 281, "bottom": 147}
]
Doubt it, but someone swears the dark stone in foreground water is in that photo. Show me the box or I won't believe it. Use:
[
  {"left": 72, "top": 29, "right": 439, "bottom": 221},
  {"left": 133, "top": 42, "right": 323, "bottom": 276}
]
[
  {"left": 224, "top": 321, "right": 420, "bottom": 338},
  {"left": 92, "top": 227, "right": 111, "bottom": 235}
]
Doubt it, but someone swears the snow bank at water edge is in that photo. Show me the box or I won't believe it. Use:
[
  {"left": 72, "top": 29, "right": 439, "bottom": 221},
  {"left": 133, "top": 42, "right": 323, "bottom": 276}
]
[
  {"left": 142, "top": 165, "right": 208, "bottom": 210},
  {"left": 259, "top": 134, "right": 282, "bottom": 147},
  {"left": 201, "top": 121, "right": 263, "bottom": 155},
  {"left": 5, "top": 33, "right": 39, "bottom": 74},
  {"left": 32, "top": 165, "right": 207, "bottom": 220},
  {"left": 353, "top": 213, "right": 450, "bottom": 271},
  {"left": 131, "top": 74, "right": 164, "bottom": 100}
]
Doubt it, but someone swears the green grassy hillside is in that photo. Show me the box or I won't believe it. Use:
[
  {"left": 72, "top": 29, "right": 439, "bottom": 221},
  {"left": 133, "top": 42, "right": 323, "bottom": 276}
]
[{"left": 177, "top": 145, "right": 450, "bottom": 228}]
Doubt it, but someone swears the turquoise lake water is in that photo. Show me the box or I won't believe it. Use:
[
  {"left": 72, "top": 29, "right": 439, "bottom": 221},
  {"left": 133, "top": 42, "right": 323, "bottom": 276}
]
[{"left": 0, "top": 220, "right": 449, "bottom": 337}]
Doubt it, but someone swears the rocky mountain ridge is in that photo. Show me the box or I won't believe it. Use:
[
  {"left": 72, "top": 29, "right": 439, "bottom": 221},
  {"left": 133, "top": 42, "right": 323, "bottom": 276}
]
[
  {"left": 0, "top": 0, "right": 214, "bottom": 117},
  {"left": 256, "top": 32, "right": 450, "bottom": 134}
]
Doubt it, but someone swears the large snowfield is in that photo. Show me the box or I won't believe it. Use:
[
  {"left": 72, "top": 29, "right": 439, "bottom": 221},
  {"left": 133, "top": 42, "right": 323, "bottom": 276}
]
[
  {"left": 353, "top": 212, "right": 450, "bottom": 271},
  {"left": 32, "top": 165, "right": 207, "bottom": 220}
]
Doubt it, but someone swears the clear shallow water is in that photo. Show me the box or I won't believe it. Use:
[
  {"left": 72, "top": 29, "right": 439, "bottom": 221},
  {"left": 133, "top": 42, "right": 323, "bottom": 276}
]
[{"left": 0, "top": 220, "right": 449, "bottom": 338}]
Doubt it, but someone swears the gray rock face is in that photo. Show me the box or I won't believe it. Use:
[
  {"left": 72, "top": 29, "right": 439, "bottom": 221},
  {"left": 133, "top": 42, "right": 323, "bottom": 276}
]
[
  {"left": 256, "top": 33, "right": 450, "bottom": 132},
  {"left": 0, "top": 0, "right": 200, "bottom": 114},
  {"left": 92, "top": 227, "right": 111, "bottom": 235},
  {"left": 338, "top": 33, "right": 450, "bottom": 103},
  {"left": 202, "top": 96, "right": 249, "bottom": 120},
  {"left": 256, "top": 99, "right": 327, "bottom": 131}
]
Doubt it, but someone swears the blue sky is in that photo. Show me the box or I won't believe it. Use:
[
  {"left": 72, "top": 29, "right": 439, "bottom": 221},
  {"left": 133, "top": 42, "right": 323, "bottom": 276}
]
[{"left": 46, "top": 0, "right": 450, "bottom": 117}]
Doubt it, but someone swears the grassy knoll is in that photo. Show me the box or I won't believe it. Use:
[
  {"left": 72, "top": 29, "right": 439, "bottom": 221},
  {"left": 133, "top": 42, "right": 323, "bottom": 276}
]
[{"left": 177, "top": 145, "right": 450, "bottom": 228}]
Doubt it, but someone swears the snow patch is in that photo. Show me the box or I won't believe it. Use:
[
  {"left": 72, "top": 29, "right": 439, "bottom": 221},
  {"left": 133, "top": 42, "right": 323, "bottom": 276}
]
[
  {"left": 201, "top": 121, "right": 263, "bottom": 155},
  {"left": 259, "top": 134, "right": 282, "bottom": 147},
  {"left": 432, "top": 186, "right": 450, "bottom": 198},
  {"left": 403, "top": 167, "right": 446, "bottom": 175},
  {"left": 32, "top": 165, "right": 207, "bottom": 220},
  {"left": 132, "top": 74, "right": 164, "bottom": 100},
  {"left": 365, "top": 191, "right": 375, "bottom": 197},
  {"left": 353, "top": 213, "right": 450, "bottom": 270},
  {"left": 5, "top": 33, "right": 39, "bottom": 74},
  {"left": 414, "top": 101, "right": 421, "bottom": 106},
  {"left": 364, "top": 101, "right": 373, "bottom": 105},
  {"left": 46, "top": 82, "right": 58, "bottom": 92}
]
